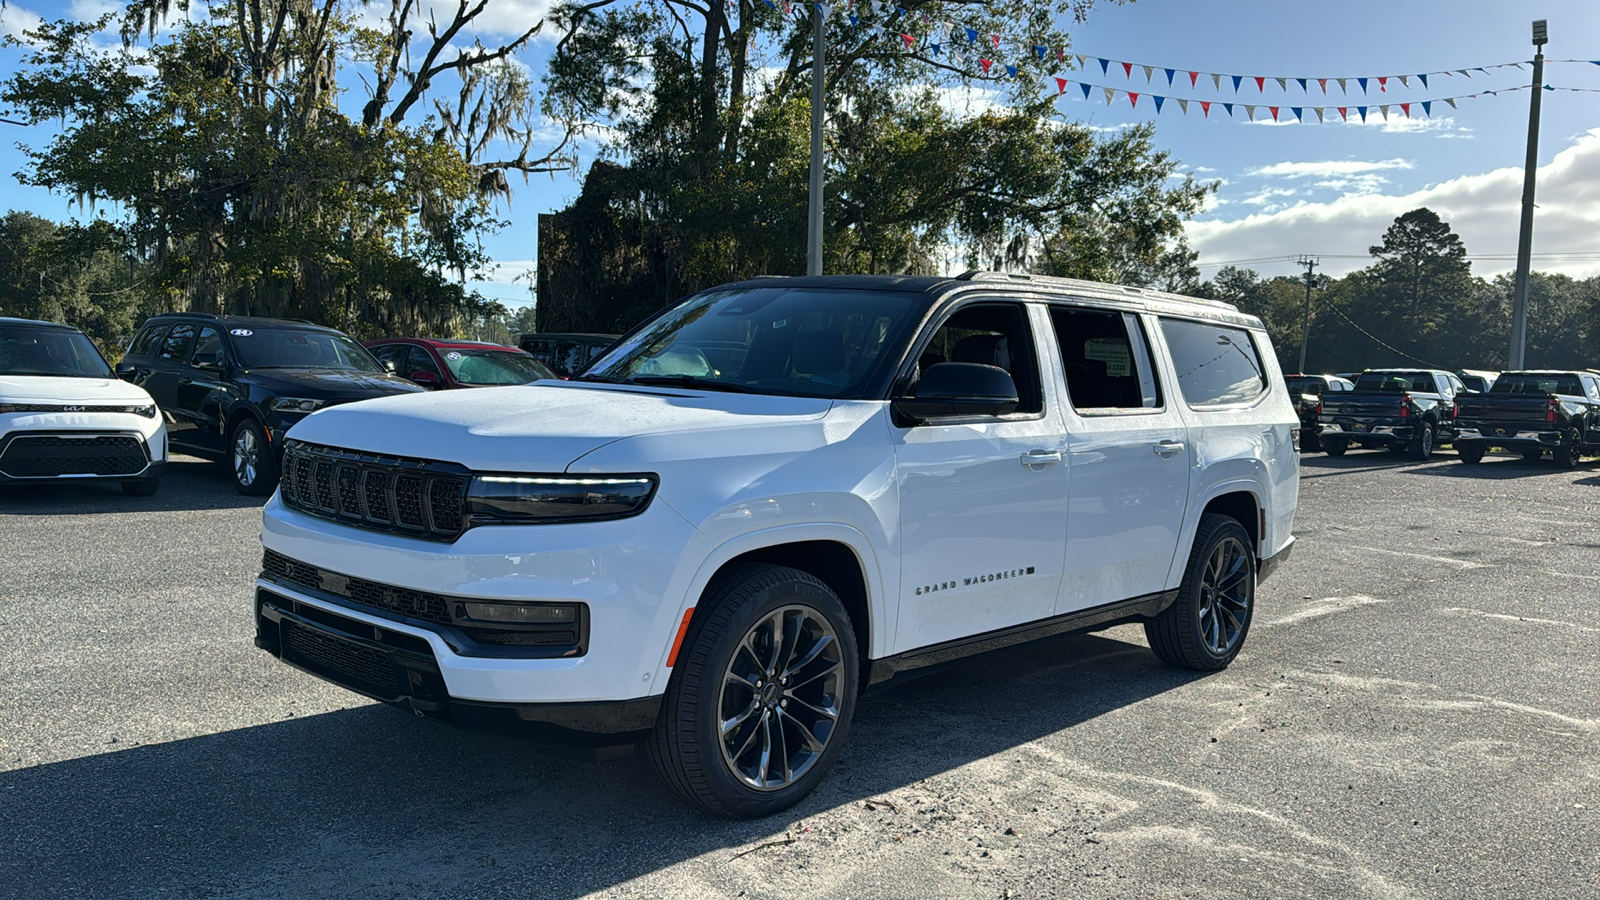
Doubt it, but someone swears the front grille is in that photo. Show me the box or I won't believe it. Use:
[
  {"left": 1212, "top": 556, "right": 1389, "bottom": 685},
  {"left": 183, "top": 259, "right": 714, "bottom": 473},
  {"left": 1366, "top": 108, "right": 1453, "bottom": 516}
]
[
  {"left": 279, "top": 440, "right": 470, "bottom": 541},
  {"left": 262, "top": 549, "right": 452, "bottom": 624},
  {"left": 282, "top": 619, "right": 403, "bottom": 697},
  {"left": 0, "top": 433, "right": 148, "bottom": 478}
]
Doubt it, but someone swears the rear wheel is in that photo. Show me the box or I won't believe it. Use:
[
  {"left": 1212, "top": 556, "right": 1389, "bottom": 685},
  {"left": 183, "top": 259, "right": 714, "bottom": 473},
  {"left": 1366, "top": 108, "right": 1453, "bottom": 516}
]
[
  {"left": 1458, "top": 444, "right": 1485, "bottom": 465},
  {"left": 650, "top": 564, "right": 859, "bottom": 818},
  {"left": 1408, "top": 423, "right": 1436, "bottom": 460},
  {"left": 1145, "top": 515, "right": 1255, "bottom": 671},
  {"left": 1322, "top": 437, "right": 1348, "bottom": 457},
  {"left": 1554, "top": 430, "right": 1581, "bottom": 469}
]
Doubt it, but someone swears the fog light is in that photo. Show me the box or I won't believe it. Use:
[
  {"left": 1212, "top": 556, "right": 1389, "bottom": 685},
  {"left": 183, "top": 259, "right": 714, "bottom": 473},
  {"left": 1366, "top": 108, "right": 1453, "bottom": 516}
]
[{"left": 461, "top": 602, "right": 577, "bottom": 624}]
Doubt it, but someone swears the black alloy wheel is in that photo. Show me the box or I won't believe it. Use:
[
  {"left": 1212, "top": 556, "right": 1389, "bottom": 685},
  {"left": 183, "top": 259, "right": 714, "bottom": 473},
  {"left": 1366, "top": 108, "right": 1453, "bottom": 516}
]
[
  {"left": 1146, "top": 514, "right": 1256, "bottom": 671},
  {"left": 1554, "top": 430, "right": 1581, "bottom": 469},
  {"left": 650, "top": 564, "right": 858, "bottom": 818}
]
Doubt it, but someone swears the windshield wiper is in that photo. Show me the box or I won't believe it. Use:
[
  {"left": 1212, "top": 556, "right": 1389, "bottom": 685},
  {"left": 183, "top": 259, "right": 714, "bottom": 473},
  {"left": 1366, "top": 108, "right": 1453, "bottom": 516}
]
[{"left": 624, "top": 375, "right": 757, "bottom": 393}]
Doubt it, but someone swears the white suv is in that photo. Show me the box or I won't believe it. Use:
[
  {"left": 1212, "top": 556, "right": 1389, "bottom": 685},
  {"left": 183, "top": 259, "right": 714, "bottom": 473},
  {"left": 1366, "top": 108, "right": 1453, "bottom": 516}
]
[
  {"left": 254, "top": 274, "right": 1299, "bottom": 817},
  {"left": 1, "top": 317, "right": 166, "bottom": 496}
]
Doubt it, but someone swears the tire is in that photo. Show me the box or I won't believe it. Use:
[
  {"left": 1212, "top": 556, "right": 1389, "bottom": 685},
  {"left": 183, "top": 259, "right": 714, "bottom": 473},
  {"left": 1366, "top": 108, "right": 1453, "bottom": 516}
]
[
  {"left": 1145, "top": 514, "right": 1256, "bottom": 672},
  {"left": 1554, "top": 431, "right": 1580, "bottom": 469},
  {"left": 121, "top": 476, "right": 161, "bottom": 497},
  {"left": 1299, "top": 429, "right": 1321, "bottom": 454},
  {"left": 1520, "top": 449, "right": 1544, "bottom": 462},
  {"left": 1408, "top": 424, "right": 1436, "bottom": 461},
  {"left": 1322, "top": 437, "right": 1348, "bottom": 457},
  {"left": 649, "top": 563, "right": 859, "bottom": 818},
  {"left": 1458, "top": 444, "right": 1485, "bottom": 465},
  {"left": 229, "top": 418, "right": 279, "bottom": 496}
]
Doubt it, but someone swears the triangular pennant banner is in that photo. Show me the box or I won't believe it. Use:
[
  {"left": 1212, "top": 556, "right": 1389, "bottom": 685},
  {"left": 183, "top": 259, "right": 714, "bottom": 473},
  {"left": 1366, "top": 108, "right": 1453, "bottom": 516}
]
[
  {"left": 1443, "top": 97, "right": 1457, "bottom": 109},
  {"left": 979, "top": 58, "right": 993, "bottom": 73},
  {"left": 1005, "top": 64, "right": 1019, "bottom": 78},
  {"left": 1153, "top": 95, "right": 1165, "bottom": 113},
  {"left": 1291, "top": 106, "right": 1302, "bottom": 121},
  {"left": 965, "top": 27, "right": 978, "bottom": 44},
  {"left": 1057, "top": 48, "right": 1065, "bottom": 63},
  {"left": 1200, "top": 100, "right": 1211, "bottom": 117},
  {"left": 1379, "top": 105, "right": 1389, "bottom": 120},
  {"left": 1075, "top": 54, "right": 1087, "bottom": 68},
  {"left": 1165, "top": 68, "right": 1176, "bottom": 85},
  {"left": 1318, "top": 78, "right": 1328, "bottom": 93},
  {"left": 1244, "top": 104, "right": 1256, "bottom": 121},
  {"left": 900, "top": 32, "right": 914, "bottom": 48},
  {"left": 1253, "top": 76, "right": 1265, "bottom": 92},
  {"left": 1269, "top": 106, "right": 1280, "bottom": 121},
  {"left": 1314, "top": 107, "right": 1325, "bottom": 123},
  {"left": 991, "top": 34, "right": 1000, "bottom": 50},
  {"left": 1099, "top": 58, "right": 1111, "bottom": 74},
  {"left": 929, "top": 41, "right": 940, "bottom": 56},
  {"left": 1419, "top": 73, "right": 1428, "bottom": 89},
  {"left": 1400, "top": 103, "right": 1411, "bottom": 117},
  {"left": 1421, "top": 100, "right": 1431, "bottom": 115},
  {"left": 1128, "top": 91, "right": 1139, "bottom": 108},
  {"left": 1357, "top": 106, "right": 1368, "bottom": 121},
  {"left": 1337, "top": 77, "right": 1348, "bottom": 94},
  {"left": 1231, "top": 75, "right": 1243, "bottom": 92},
  {"left": 1177, "top": 98, "right": 1188, "bottom": 114},
  {"left": 1337, "top": 107, "right": 1348, "bottom": 121},
  {"left": 848, "top": 13, "right": 859, "bottom": 26},
  {"left": 1297, "top": 78, "right": 1308, "bottom": 92},
  {"left": 1122, "top": 61, "right": 1134, "bottom": 78},
  {"left": 1222, "top": 101, "right": 1234, "bottom": 117},
  {"left": 1189, "top": 71, "right": 1199, "bottom": 87},
  {"left": 1055, "top": 77, "right": 1069, "bottom": 94},
  {"left": 1378, "top": 76, "right": 1388, "bottom": 92},
  {"left": 1211, "top": 73, "right": 1222, "bottom": 90},
  {"left": 1398, "top": 74, "right": 1409, "bottom": 87},
  {"left": 1358, "top": 77, "right": 1368, "bottom": 93},
  {"left": 1143, "top": 65, "right": 1155, "bottom": 82},
  {"left": 1034, "top": 45, "right": 1047, "bottom": 61},
  {"left": 1103, "top": 86, "right": 1117, "bottom": 105},
  {"left": 1275, "top": 77, "right": 1287, "bottom": 91}
]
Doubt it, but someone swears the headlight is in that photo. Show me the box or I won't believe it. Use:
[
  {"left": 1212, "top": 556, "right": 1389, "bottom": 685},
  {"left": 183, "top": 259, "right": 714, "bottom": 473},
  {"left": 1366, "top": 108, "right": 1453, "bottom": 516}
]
[
  {"left": 127, "top": 404, "right": 158, "bottom": 418},
  {"left": 270, "top": 397, "right": 326, "bottom": 413},
  {"left": 467, "top": 474, "right": 658, "bottom": 524}
]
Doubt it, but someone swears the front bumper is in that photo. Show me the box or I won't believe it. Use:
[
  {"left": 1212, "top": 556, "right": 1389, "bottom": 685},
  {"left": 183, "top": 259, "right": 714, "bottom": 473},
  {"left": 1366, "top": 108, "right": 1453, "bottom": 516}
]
[
  {"left": 254, "top": 585, "right": 659, "bottom": 748},
  {"left": 0, "top": 417, "right": 167, "bottom": 483}
]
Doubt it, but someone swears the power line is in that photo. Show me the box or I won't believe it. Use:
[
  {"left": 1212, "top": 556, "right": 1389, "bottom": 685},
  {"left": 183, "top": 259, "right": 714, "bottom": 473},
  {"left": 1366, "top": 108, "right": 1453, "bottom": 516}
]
[{"left": 1319, "top": 296, "right": 1449, "bottom": 370}]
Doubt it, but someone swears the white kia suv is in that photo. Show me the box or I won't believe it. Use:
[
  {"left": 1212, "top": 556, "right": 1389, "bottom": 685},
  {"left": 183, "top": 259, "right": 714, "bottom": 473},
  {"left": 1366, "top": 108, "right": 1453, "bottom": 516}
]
[
  {"left": 253, "top": 273, "right": 1299, "bottom": 817},
  {"left": 1, "top": 317, "right": 166, "bottom": 496}
]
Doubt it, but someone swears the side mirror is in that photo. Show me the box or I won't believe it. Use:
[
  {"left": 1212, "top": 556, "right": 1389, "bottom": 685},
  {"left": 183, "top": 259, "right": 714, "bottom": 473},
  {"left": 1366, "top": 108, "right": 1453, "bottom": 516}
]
[
  {"left": 409, "top": 370, "right": 440, "bottom": 388},
  {"left": 893, "top": 362, "right": 1020, "bottom": 422},
  {"left": 192, "top": 352, "right": 224, "bottom": 372},
  {"left": 382, "top": 359, "right": 398, "bottom": 374}
]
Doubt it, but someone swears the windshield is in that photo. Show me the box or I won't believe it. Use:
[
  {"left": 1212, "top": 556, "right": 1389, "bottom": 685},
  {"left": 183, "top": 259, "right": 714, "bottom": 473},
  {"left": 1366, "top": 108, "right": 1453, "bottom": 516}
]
[
  {"left": 583, "top": 287, "right": 924, "bottom": 399},
  {"left": 441, "top": 348, "right": 555, "bottom": 385},
  {"left": 1286, "top": 377, "right": 1323, "bottom": 395},
  {"left": 0, "top": 324, "right": 114, "bottom": 378},
  {"left": 1491, "top": 374, "right": 1584, "bottom": 396},
  {"left": 233, "top": 328, "right": 384, "bottom": 372},
  {"left": 1355, "top": 372, "right": 1432, "bottom": 392}
]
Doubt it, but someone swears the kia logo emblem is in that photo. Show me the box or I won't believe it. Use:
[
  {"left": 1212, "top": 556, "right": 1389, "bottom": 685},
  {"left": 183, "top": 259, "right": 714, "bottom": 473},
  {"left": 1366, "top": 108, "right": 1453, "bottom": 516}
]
[{"left": 63, "top": 405, "right": 86, "bottom": 412}]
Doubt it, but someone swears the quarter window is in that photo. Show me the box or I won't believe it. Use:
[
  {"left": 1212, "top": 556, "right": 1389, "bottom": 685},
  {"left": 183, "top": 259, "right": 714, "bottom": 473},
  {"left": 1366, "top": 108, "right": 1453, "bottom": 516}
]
[
  {"left": 191, "top": 326, "right": 224, "bottom": 363},
  {"left": 1158, "top": 318, "right": 1267, "bottom": 407},
  {"left": 1048, "top": 307, "right": 1162, "bottom": 411},
  {"left": 159, "top": 323, "right": 197, "bottom": 362}
]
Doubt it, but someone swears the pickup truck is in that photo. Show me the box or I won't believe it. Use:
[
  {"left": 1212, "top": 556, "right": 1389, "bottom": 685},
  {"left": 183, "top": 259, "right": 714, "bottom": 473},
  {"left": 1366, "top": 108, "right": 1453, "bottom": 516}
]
[
  {"left": 1318, "top": 368, "right": 1467, "bottom": 460},
  {"left": 251, "top": 272, "right": 1299, "bottom": 817},
  {"left": 1285, "top": 374, "right": 1354, "bottom": 453},
  {"left": 1453, "top": 370, "right": 1600, "bottom": 467}
]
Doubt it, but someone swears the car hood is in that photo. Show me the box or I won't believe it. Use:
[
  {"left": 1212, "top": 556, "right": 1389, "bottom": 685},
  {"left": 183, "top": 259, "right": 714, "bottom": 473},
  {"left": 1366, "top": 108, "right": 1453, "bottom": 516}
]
[
  {"left": 245, "top": 368, "right": 426, "bottom": 399},
  {"left": 285, "top": 381, "right": 834, "bottom": 471},
  {"left": 0, "top": 375, "right": 153, "bottom": 405}
]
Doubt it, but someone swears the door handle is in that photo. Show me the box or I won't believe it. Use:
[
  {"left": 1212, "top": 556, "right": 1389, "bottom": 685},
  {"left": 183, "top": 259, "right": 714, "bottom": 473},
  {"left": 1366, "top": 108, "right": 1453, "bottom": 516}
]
[
  {"left": 178, "top": 377, "right": 194, "bottom": 385},
  {"left": 1153, "top": 439, "right": 1185, "bottom": 457},
  {"left": 1020, "top": 449, "right": 1062, "bottom": 468}
]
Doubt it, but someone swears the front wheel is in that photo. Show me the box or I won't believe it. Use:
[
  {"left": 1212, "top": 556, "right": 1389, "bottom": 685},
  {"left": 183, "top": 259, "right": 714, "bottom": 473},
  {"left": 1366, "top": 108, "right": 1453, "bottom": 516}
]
[
  {"left": 650, "top": 564, "right": 859, "bottom": 818},
  {"left": 230, "top": 419, "right": 279, "bottom": 496},
  {"left": 1322, "top": 436, "right": 1348, "bottom": 457},
  {"left": 1145, "top": 514, "right": 1256, "bottom": 671}
]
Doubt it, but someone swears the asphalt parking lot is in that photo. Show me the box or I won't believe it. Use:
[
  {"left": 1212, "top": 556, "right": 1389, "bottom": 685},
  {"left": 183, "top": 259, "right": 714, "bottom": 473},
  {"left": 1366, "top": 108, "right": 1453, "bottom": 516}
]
[{"left": 2, "top": 449, "right": 1597, "bottom": 899}]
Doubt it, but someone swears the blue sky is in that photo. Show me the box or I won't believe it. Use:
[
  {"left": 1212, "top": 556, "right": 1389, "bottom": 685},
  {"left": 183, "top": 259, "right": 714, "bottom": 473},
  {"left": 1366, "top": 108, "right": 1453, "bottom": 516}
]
[{"left": 2, "top": 0, "right": 1598, "bottom": 311}]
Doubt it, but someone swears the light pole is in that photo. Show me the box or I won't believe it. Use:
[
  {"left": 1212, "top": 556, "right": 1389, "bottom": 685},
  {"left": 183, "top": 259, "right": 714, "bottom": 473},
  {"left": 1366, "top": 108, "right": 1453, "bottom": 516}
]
[
  {"left": 1296, "top": 255, "right": 1318, "bottom": 374},
  {"left": 806, "top": 6, "right": 825, "bottom": 276},
  {"left": 1508, "top": 19, "right": 1547, "bottom": 370}
]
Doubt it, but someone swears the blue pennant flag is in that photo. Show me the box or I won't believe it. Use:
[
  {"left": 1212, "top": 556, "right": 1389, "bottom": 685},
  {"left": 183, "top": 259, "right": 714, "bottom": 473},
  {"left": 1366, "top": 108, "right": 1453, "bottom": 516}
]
[
  {"left": 848, "top": 13, "right": 859, "bottom": 26},
  {"left": 1006, "top": 64, "right": 1019, "bottom": 78},
  {"left": 762, "top": 0, "right": 777, "bottom": 8},
  {"left": 895, "top": 6, "right": 909, "bottom": 16},
  {"left": 1591, "top": 61, "right": 1600, "bottom": 66},
  {"left": 1080, "top": 82, "right": 1093, "bottom": 100},
  {"left": 1153, "top": 95, "right": 1165, "bottom": 113},
  {"left": 1357, "top": 106, "right": 1368, "bottom": 121},
  {"left": 1418, "top": 73, "right": 1428, "bottom": 89},
  {"left": 1296, "top": 78, "right": 1307, "bottom": 92},
  {"left": 1098, "top": 58, "right": 1111, "bottom": 74},
  {"left": 1231, "top": 75, "right": 1243, "bottom": 92},
  {"left": 1034, "top": 45, "right": 1047, "bottom": 61},
  {"left": 1222, "top": 102, "right": 1234, "bottom": 116},
  {"left": 1358, "top": 77, "right": 1368, "bottom": 93},
  {"left": 1164, "top": 68, "right": 1176, "bottom": 85},
  {"left": 965, "top": 27, "right": 978, "bottom": 44},
  {"left": 1422, "top": 100, "right": 1432, "bottom": 115},
  {"left": 929, "top": 41, "right": 940, "bottom": 56},
  {"left": 1291, "top": 107, "right": 1303, "bottom": 121}
]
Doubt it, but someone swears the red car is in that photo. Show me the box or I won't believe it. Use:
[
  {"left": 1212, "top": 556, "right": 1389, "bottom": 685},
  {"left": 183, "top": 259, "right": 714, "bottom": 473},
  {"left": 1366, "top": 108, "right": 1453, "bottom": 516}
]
[{"left": 363, "top": 338, "right": 558, "bottom": 390}]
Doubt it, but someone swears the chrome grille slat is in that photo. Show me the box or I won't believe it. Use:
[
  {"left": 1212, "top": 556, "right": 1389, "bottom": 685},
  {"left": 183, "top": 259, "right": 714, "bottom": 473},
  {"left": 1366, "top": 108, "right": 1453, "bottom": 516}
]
[{"left": 278, "top": 440, "right": 469, "bottom": 541}]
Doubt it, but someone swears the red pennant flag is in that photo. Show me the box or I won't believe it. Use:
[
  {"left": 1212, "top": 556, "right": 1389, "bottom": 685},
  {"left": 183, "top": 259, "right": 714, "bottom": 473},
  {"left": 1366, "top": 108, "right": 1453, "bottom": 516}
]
[
  {"left": 1128, "top": 92, "right": 1139, "bottom": 107},
  {"left": 1337, "top": 107, "right": 1348, "bottom": 121},
  {"left": 1200, "top": 100, "right": 1211, "bottom": 117},
  {"left": 991, "top": 34, "right": 1000, "bottom": 50},
  {"left": 1378, "top": 76, "right": 1388, "bottom": 92},
  {"left": 979, "top": 58, "right": 993, "bottom": 73},
  {"left": 900, "top": 32, "right": 914, "bottom": 48},
  {"left": 1055, "top": 77, "right": 1069, "bottom": 94},
  {"left": 1317, "top": 78, "right": 1327, "bottom": 93},
  {"left": 1189, "top": 71, "right": 1199, "bottom": 87},
  {"left": 1254, "top": 76, "right": 1265, "bottom": 92},
  {"left": 1057, "top": 48, "right": 1065, "bottom": 63},
  {"left": 1400, "top": 103, "right": 1411, "bottom": 117},
  {"left": 1269, "top": 106, "right": 1279, "bottom": 121},
  {"left": 1121, "top": 61, "right": 1133, "bottom": 78}
]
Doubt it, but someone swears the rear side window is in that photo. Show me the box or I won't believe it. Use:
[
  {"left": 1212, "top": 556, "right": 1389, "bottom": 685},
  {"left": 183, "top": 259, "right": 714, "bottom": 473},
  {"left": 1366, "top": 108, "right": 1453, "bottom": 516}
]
[
  {"left": 1158, "top": 318, "right": 1267, "bottom": 407},
  {"left": 1048, "top": 307, "right": 1161, "bottom": 411}
]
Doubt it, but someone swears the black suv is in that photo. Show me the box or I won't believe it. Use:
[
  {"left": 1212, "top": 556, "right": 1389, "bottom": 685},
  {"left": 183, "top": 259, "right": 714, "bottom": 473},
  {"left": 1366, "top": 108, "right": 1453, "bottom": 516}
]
[{"left": 117, "top": 314, "right": 423, "bottom": 494}]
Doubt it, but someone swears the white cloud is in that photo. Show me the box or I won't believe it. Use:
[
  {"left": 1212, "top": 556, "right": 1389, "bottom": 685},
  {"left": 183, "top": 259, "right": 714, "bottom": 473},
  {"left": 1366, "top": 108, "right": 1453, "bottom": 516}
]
[
  {"left": 1248, "top": 159, "right": 1414, "bottom": 179},
  {"left": 70, "top": 0, "right": 121, "bottom": 18},
  {"left": 1189, "top": 128, "right": 1600, "bottom": 279},
  {"left": 0, "top": 4, "right": 43, "bottom": 39}
]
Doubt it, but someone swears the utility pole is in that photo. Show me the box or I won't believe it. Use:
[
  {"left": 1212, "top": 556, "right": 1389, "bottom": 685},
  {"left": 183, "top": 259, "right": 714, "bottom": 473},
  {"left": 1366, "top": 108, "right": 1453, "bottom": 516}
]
[
  {"left": 806, "top": 5, "right": 825, "bottom": 276},
  {"left": 1508, "top": 19, "right": 1547, "bottom": 370},
  {"left": 1296, "top": 255, "right": 1319, "bottom": 374}
]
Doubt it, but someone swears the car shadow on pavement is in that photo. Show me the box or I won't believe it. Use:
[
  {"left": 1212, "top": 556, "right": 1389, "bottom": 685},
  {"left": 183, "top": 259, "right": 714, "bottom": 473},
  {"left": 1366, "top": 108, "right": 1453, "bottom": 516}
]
[
  {"left": 0, "top": 455, "right": 264, "bottom": 514},
  {"left": 0, "top": 631, "right": 1202, "bottom": 899},
  {"left": 1401, "top": 459, "right": 1574, "bottom": 480},
  {"left": 1295, "top": 453, "right": 1424, "bottom": 479}
]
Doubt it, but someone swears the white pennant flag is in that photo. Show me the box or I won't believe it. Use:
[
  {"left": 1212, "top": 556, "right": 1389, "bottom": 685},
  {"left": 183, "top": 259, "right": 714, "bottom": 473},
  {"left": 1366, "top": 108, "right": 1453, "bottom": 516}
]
[
  {"left": 1177, "top": 98, "right": 1189, "bottom": 114},
  {"left": 1336, "top": 78, "right": 1348, "bottom": 94},
  {"left": 1244, "top": 104, "right": 1256, "bottom": 120},
  {"left": 1211, "top": 73, "right": 1222, "bottom": 90},
  {"left": 1457, "top": 69, "right": 1470, "bottom": 78},
  {"left": 1143, "top": 65, "right": 1155, "bottom": 82},
  {"left": 1075, "top": 53, "right": 1087, "bottom": 68},
  {"left": 1314, "top": 107, "right": 1325, "bottom": 123},
  {"left": 1443, "top": 97, "right": 1458, "bottom": 108},
  {"left": 1275, "top": 77, "right": 1287, "bottom": 91},
  {"left": 1379, "top": 105, "right": 1389, "bottom": 120},
  {"left": 1398, "top": 74, "right": 1409, "bottom": 87},
  {"left": 1103, "top": 87, "right": 1117, "bottom": 105}
]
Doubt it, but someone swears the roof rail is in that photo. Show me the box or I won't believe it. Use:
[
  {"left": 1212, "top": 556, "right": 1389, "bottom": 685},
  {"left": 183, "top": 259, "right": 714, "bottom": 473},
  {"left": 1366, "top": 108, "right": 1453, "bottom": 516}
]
[{"left": 149, "top": 311, "right": 218, "bottom": 319}]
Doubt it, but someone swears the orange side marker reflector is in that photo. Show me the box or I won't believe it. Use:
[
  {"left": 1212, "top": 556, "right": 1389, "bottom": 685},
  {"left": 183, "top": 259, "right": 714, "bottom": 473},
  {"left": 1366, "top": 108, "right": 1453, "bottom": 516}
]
[{"left": 666, "top": 607, "right": 696, "bottom": 668}]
